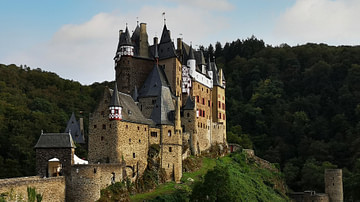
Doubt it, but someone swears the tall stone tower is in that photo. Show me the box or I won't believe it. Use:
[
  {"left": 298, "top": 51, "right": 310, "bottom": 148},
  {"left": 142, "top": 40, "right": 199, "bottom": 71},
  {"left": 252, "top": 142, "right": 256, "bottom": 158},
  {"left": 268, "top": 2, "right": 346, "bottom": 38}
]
[{"left": 325, "top": 169, "right": 343, "bottom": 202}]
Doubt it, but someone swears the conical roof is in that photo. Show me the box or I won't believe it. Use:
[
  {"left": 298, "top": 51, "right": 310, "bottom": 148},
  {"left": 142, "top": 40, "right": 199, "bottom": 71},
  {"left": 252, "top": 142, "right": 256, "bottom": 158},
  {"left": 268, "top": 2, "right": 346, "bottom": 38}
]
[
  {"left": 139, "top": 65, "right": 170, "bottom": 98},
  {"left": 160, "top": 24, "right": 171, "bottom": 44},
  {"left": 132, "top": 85, "right": 139, "bottom": 102},
  {"left": 188, "top": 45, "right": 195, "bottom": 60},
  {"left": 150, "top": 86, "right": 175, "bottom": 125},
  {"left": 120, "top": 27, "right": 133, "bottom": 46},
  {"left": 183, "top": 96, "right": 195, "bottom": 110},
  {"left": 110, "top": 83, "right": 121, "bottom": 107},
  {"left": 64, "top": 112, "right": 85, "bottom": 144}
]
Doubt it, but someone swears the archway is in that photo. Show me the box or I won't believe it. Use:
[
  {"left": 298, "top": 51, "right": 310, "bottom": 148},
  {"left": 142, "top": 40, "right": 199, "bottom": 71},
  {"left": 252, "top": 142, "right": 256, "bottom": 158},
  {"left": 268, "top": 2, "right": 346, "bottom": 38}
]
[{"left": 48, "top": 158, "right": 62, "bottom": 177}]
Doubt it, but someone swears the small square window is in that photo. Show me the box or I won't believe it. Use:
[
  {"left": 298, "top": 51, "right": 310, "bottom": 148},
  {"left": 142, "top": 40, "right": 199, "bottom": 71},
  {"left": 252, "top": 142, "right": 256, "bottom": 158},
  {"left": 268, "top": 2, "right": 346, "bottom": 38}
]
[
  {"left": 133, "top": 153, "right": 136, "bottom": 158},
  {"left": 94, "top": 125, "right": 97, "bottom": 129},
  {"left": 102, "top": 124, "right": 106, "bottom": 129},
  {"left": 169, "top": 147, "right": 172, "bottom": 152}
]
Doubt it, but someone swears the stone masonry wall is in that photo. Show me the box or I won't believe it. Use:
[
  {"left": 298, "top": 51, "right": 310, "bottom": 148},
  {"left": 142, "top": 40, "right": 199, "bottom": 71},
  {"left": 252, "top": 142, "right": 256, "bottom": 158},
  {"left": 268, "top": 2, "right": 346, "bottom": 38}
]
[
  {"left": 212, "top": 86, "right": 226, "bottom": 134},
  {"left": 211, "top": 122, "right": 225, "bottom": 145},
  {"left": 0, "top": 176, "right": 65, "bottom": 202},
  {"left": 160, "top": 57, "right": 182, "bottom": 99},
  {"left": 181, "top": 108, "right": 198, "bottom": 155},
  {"left": 36, "top": 148, "right": 74, "bottom": 177},
  {"left": 116, "top": 56, "right": 154, "bottom": 95},
  {"left": 138, "top": 96, "right": 156, "bottom": 119},
  {"left": 160, "top": 125, "right": 182, "bottom": 182},
  {"left": 191, "top": 81, "right": 212, "bottom": 152},
  {"left": 67, "top": 164, "right": 125, "bottom": 202},
  {"left": 89, "top": 88, "right": 149, "bottom": 180}
]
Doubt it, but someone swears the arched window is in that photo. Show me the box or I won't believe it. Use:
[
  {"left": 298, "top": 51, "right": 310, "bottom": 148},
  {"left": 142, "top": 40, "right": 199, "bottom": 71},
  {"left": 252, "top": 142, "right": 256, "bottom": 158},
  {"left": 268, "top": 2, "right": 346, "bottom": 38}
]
[{"left": 168, "top": 130, "right": 172, "bottom": 137}]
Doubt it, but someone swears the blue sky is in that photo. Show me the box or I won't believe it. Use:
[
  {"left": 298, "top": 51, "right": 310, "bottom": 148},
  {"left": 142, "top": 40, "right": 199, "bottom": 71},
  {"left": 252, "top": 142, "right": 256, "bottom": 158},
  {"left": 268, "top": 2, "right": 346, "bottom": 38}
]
[{"left": 1, "top": 0, "right": 360, "bottom": 84}]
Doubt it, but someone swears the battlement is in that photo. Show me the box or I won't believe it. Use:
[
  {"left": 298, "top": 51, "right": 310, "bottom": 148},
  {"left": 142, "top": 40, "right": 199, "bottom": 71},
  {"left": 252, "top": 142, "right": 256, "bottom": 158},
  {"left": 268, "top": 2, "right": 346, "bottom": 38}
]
[{"left": 0, "top": 176, "right": 65, "bottom": 202}]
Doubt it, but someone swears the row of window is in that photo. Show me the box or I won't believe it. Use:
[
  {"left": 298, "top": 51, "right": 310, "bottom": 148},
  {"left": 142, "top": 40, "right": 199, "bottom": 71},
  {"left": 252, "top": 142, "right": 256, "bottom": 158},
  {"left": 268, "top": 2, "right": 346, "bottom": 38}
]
[
  {"left": 94, "top": 124, "right": 147, "bottom": 131},
  {"left": 218, "top": 101, "right": 226, "bottom": 110},
  {"left": 196, "top": 96, "right": 211, "bottom": 107},
  {"left": 219, "top": 112, "right": 226, "bottom": 120},
  {"left": 218, "top": 94, "right": 225, "bottom": 100},
  {"left": 198, "top": 122, "right": 209, "bottom": 129}
]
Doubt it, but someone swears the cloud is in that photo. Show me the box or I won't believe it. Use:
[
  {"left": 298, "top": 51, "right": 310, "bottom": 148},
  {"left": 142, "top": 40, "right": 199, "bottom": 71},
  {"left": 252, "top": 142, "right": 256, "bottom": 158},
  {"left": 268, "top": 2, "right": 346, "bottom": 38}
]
[
  {"left": 3, "top": 5, "right": 228, "bottom": 84},
  {"left": 275, "top": 0, "right": 360, "bottom": 45},
  {"left": 165, "top": 0, "right": 234, "bottom": 11}
]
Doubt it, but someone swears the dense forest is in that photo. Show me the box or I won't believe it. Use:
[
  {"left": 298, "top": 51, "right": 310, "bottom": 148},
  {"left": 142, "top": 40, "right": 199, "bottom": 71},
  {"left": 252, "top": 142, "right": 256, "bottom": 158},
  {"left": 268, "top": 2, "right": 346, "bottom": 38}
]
[
  {"left": 205, "top": 38, "right": 360, "bottom": 200},
  {"left": 1, "top": 38, "right": 360, "bottom": 200},
  {"left": 0, "top": 64, "right": 110, "bottom": 177}
]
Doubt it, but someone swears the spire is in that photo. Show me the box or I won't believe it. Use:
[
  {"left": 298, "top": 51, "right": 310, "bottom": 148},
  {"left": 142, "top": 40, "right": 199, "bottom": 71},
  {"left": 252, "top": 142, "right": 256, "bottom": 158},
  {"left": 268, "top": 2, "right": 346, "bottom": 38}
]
[
  {"left": 132, "top": 85, "right": 139, "bottom": 102},
  {"left": 160, "top": 24, "right": 171, "bottom": 44},
  {"left": 188, "top": 45, "right": 195, "bottom": 60},
  {"left": 154, "top": 37, "right": 159, "bottom": 64},
  {"left": 110, "top": 83, "right": 121, "bottom": 107},
  {"left": 120, "top": 26, "right": 133, "bottom": 46}
]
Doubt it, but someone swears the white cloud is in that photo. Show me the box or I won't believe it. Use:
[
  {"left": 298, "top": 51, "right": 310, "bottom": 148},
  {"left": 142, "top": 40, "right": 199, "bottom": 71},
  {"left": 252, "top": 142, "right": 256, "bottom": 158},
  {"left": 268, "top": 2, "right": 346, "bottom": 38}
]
[
  {"left": 275, "top": 0, "right": 360, "bottom": 45},
  {"left": 165, "top": 0, "right": 233, "bottom": 11},
  {"left": 3, "top": 5, "right": 228, "bottom": 84}
]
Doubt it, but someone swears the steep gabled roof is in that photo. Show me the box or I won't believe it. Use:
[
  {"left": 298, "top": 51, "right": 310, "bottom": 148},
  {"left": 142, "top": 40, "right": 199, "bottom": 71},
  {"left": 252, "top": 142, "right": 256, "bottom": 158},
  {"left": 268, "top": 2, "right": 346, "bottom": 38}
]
[
  {"left": 160, "top": 24, "right": 171, "bottom": 44},
  {"left": 64, "top": 112, "right": 85, "bottom": 144},
  {"left": 188, "top": 45, "right": 195, "bottom": 60},
  {"left": 131, "top": 25, "right": 140, "bottom": 55},
  {"left": 120, "top": 27, "right": 133, "bottom": 46},
  {"left": 35, "top": 133, "right": 76, "bottom": 148},
  {"left": 183, "top": 96, "right": 195, "bottom": 110},
  {"left": 138, "top": 65, "right": 170, "bottom": 98},
  {"left": 150, "top": 86, "right": 175, "bottom": 125},
  {"left": 132, "top": 85, "right": 139, "bottom": 102},
  {"left": 109, "top": 88, "right": 154, "bottom": 125},
  {"left": 194, "top": 50, "right": 205, "bottom": 65},
  {"left": 209, "top": 61, "right": 223, "bottom": 86},
  {"left": 110, "top": 83, "right": 121, "bottom": 107}
]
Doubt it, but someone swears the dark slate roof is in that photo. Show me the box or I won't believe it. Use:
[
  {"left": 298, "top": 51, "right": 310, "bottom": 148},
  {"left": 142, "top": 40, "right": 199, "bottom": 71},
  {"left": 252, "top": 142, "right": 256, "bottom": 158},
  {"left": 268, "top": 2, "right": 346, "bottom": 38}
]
[
  {"left": 120, "top": 27, "right": 133, "bottom": 46},
  {"left": 64, "top": 112, "right": 85, "bottom": 144},
  {"left": 207, "top": 60, "right": 219, "bottom": 86},
  {"left": 150, "top": 86, "right": 175, "bottom": 125},
  {"left": 160, "top": 24, "right": 171, "bottom": 44},
  {"left": 188, "top": 45, "right": 195, "bottom": 60},
  {"left": 138, "top": 65, "right": 170, "bottom": 98},
  {"left": 131, "top": 25, "right": 140, "bottom": 55},
  {"left": 35, "top": 133, "right": 76, "bottom": 148},
  {"left": 132, "top": 85, "right": 139, "bottom": 102},
  {"left": 183, "top": 96, "right": 195, "bottom": 110},
  {"left": 194, "top": 50, "right": 205, "bottom": 65},
  {"left": 109, "top": 89, "right": 154, "bottom": 125},
  {"left": 110, "top": 83, "right": 121, "bottom": 107},
  {"left": 155, "top": 42, "right": 177, "bottom": 60}
]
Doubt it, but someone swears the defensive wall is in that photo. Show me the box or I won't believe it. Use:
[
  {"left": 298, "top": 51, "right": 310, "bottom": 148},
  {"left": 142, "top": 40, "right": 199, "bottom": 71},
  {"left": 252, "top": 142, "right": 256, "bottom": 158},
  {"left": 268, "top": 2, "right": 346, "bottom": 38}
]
[
  {"left": 67, "top": 163, "right": 126, "bottom": 202},
  {"left": 0, "top": 176, "right": 65, "bottom": 202}
]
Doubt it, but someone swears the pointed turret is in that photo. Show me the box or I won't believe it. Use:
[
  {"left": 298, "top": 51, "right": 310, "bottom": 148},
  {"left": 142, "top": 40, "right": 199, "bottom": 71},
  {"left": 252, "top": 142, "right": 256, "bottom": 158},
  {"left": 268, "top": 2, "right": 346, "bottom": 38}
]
[
  {"left": 154, "top": 37, "right": 159, "bottom": 64},
  {"left": 121, "top": 26, "right": 133, "bottom": 46},
  {"left": 115, "top": 25, "right": 134, "bottom": 60},
  {"left": 132, "top": 85, "right": 139, "bottom": 102},
  {"left": 187, "top": 45, "right": 196, "bottom": 75},
  {"left": 109, "top": 83, "right": 122, "bottom": 120},
  {"left": 160, "top": 24, "right": 171, "bottom": 44}
]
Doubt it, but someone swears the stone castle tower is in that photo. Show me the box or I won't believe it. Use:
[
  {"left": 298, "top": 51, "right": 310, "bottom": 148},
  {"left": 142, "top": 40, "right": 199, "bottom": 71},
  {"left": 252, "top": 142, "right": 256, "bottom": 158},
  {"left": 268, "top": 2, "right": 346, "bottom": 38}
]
[
  {"left": 88, "top": 21, "right": 227, "bottom": 182},
  {"left": 325, "top": 169, "right": 343, "bottom": 202}
]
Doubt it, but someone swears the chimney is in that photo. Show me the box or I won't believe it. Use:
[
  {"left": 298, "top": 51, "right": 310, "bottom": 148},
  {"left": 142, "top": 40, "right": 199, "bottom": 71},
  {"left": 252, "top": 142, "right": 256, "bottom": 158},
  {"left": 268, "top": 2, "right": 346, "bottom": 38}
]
[
  {"left": 154, "top": 37, "right": 158, "bottom": 46},
  {"left": 139, "top": 23, "right": 149, "bottom": 57},
  {"left": 177, "top": 38, "right": 182, "bottom": 51},
  {"left": 79, "top": 118, "right": 84, "bottom": 136}
]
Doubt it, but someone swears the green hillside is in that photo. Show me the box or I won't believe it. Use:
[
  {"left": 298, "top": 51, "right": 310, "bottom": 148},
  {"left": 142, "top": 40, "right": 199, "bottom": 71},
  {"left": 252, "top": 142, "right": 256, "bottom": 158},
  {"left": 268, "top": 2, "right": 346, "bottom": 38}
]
[
  {"left": 207, "top": 39, "right": 360, "bottom": 200},
  {"left": 103, "top": 151, "right": 288, "bottom": 202},
  {"left": 0, "top": 64, "right": 111, "bottom": 177}
]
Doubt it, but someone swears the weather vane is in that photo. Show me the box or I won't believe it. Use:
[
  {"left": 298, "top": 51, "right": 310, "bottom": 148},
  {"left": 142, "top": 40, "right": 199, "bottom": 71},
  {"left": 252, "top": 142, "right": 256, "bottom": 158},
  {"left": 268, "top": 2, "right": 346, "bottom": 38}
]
[{"left": 162, "top": 12, "right": 166, "bottom": 25}]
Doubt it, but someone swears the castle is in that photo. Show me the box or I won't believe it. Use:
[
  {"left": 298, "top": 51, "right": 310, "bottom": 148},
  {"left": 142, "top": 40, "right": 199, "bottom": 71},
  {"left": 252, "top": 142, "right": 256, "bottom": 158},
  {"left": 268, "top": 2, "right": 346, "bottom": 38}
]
[
  {"left": 0, "top": 21, "right": 227, "bottom": 202},
  {"left": 87, "top": 21, "right": 227, "bottom": 183}
]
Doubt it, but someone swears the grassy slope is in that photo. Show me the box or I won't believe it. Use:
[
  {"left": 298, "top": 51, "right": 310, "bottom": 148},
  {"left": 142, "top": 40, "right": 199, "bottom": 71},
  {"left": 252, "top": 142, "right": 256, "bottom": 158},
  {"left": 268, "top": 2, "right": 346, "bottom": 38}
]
[{"left": 130, "top": 152, "right": 288, "bottom": 202}]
